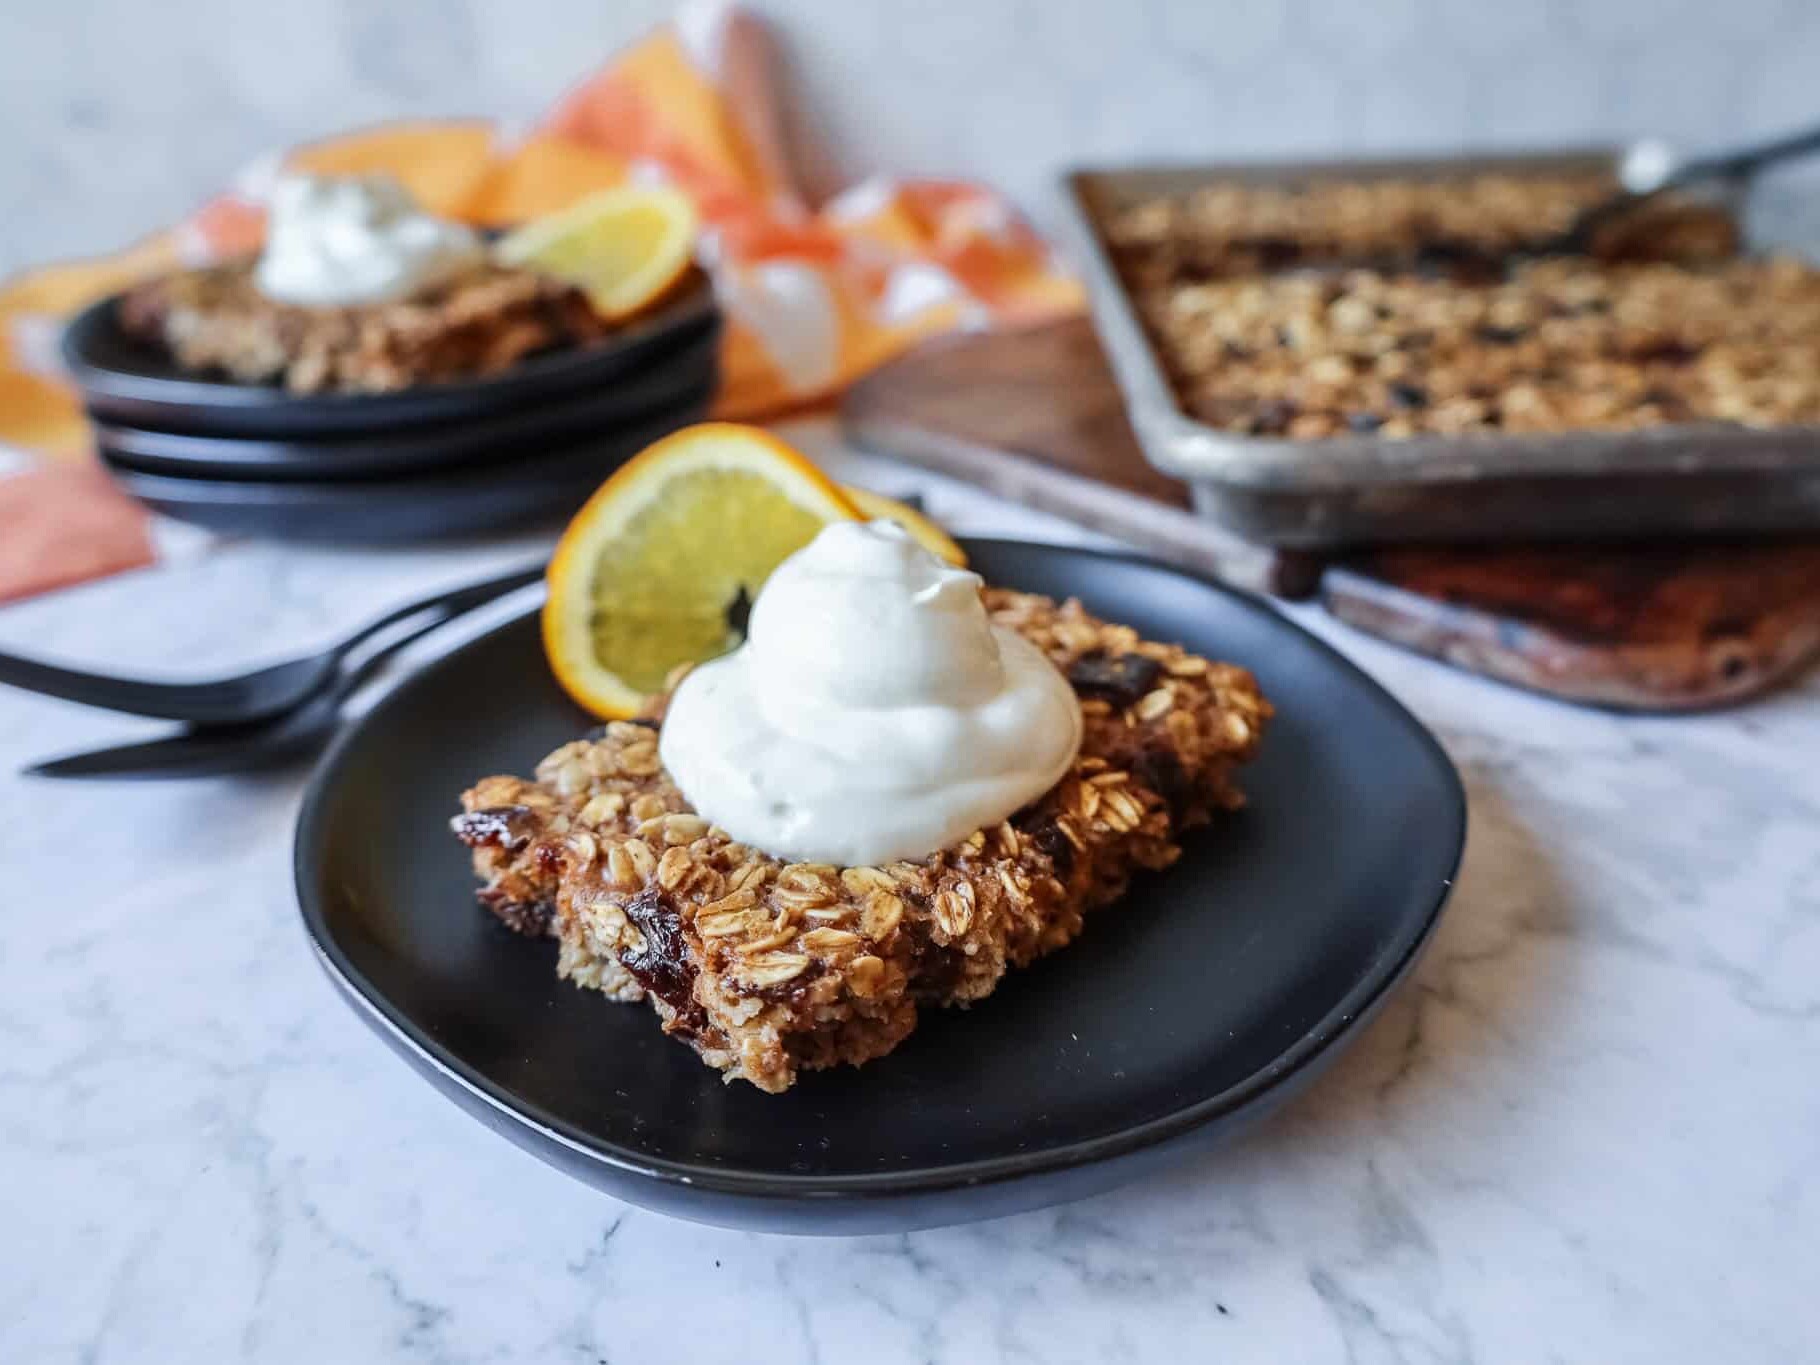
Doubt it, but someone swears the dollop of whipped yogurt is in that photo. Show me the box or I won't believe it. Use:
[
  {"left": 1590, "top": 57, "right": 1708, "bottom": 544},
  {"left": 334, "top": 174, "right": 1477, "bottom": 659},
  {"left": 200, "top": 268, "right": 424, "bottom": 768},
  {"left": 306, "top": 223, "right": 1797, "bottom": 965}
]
[
  {"left": 659, "top": 520, "right": 1083, "bottom": 867},
  {"left": 254, "top": 173, "right": 485, "bottom": 307}
]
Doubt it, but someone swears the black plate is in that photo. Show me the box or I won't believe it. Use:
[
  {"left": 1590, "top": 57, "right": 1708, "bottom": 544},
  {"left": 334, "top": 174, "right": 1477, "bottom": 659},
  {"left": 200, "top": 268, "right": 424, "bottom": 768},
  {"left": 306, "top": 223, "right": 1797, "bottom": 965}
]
[
  {"left": 294, "top": 540, "right": 1465, "bottom": 1233},
  {"left": 94, "top": 335, "right": 716, "bottom": 482},
  {"left": 100, "top": 395, "right": 710, "bottom": 542},
  {"left": 62, "top": 272, "right": 719, "bottom": 438}
]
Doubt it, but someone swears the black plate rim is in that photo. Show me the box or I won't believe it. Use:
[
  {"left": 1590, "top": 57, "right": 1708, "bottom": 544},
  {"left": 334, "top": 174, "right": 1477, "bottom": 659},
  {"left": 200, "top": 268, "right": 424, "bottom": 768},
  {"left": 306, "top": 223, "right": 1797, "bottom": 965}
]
[
  {"left": 96, "top": 394, "right": 711, "bottom": 505},
  {"left": 61, "top": 273, "right": 718, "bottom": 418},
  {"left": 93, "top": 373, "right": 718, "bottom": 487},
  {"left": 86, "top": 333, "right": 718, "bottom": 481},
  {"left": 293, "top": 539, "right": 1465, "bottom": 1200}
]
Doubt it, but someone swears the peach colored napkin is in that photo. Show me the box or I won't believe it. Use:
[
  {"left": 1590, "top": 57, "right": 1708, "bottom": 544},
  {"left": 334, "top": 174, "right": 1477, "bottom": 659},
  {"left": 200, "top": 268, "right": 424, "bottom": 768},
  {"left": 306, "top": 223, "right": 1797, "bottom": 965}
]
[{"left": 0, "top": 1, "right": 1080, "bottom": 604}]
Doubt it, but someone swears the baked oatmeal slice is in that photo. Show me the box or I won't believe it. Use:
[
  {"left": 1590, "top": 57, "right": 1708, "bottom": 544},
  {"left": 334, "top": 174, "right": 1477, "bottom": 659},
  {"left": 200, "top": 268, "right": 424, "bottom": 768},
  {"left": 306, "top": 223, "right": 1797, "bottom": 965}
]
[
  {"left": 117, "top": 259, "right": 614, "bottom": 393},
  {"left": 454, "top": 589, "right": 1270, "bottom": 1093}
]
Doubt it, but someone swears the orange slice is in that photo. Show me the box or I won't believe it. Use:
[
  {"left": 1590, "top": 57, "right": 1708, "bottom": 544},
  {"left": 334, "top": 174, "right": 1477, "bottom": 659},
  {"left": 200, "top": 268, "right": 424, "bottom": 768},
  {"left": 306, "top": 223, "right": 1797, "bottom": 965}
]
[
  {"left": 543, "top": 423, "right": 862, "bottom": 718},
  {"left": 495, "top": 185, "right": 698, "bottom": 319}
]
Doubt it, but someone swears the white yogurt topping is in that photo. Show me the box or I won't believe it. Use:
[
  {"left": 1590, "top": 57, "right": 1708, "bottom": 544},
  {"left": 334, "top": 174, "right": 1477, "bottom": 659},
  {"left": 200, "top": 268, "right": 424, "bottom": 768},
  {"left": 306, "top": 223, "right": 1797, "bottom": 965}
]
[
  {"left": 659, "top": 521, "right": 1083, "bottom": 867},
  {"left": 254, "top": 174, "right": 486, "bottom": 307}
]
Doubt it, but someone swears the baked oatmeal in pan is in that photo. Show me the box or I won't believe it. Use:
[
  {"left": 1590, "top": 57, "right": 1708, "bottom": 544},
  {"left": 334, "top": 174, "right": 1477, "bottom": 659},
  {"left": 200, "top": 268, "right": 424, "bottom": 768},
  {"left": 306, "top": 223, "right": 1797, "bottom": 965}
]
[
  {"left": 1108, "top": 172, "right": 1820, "bottom": 439},
  {"left": 455, "top": 586, "right": 1270, "bottom": 1094}
]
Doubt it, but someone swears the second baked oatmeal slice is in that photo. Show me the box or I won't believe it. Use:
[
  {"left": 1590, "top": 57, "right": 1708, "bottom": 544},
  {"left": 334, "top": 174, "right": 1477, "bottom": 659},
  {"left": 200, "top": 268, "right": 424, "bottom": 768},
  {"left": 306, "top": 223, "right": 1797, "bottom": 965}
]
[
  {"left": 454, "top": 589, "right": 1270, "bottom": 1093},
  {"left": 118, "top": 259, "right": 614, "bottom": 394}
]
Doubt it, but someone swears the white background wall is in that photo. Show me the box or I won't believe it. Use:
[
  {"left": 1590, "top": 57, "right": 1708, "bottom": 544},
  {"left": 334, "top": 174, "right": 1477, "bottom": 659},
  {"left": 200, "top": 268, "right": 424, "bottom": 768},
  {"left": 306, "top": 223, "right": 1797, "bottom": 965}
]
[{"left": 3, "top": 0, "right": 1818, "bottom": 274}]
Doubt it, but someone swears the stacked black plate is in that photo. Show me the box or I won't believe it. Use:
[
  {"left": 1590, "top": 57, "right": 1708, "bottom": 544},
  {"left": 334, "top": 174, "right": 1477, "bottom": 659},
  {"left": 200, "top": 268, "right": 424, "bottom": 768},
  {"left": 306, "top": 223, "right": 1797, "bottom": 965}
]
[{"left": 61, "top": 276, "right": 722, "bottom": 541}]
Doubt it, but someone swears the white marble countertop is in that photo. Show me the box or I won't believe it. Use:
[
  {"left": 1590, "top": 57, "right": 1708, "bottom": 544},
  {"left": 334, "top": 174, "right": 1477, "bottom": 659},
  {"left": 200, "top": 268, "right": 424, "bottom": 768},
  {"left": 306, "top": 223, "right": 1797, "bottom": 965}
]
[{"left": 2, "top": 420, "right": 1816, "bottom": 1364}]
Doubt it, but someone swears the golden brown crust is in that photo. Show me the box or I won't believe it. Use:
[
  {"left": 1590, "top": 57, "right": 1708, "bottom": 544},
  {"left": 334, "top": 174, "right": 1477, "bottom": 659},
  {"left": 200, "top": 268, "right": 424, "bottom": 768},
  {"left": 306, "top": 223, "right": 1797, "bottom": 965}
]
[
  {"left": 453, "top": 589, "right": 1270, "bottom": 1092},
  {"left": 1108, "top": 173, "right": 1737, "bottom": 283},
  {"left": 117, "top": 259, "right": 611, "bottom": 393}
]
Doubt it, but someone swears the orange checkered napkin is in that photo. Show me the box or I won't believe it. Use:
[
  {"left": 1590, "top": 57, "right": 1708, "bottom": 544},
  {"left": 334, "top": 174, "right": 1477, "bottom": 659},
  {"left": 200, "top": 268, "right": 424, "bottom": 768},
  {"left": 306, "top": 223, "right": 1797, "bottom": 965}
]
[{"left": 0, "top": 1, "right": 1080, "bottom": 603}]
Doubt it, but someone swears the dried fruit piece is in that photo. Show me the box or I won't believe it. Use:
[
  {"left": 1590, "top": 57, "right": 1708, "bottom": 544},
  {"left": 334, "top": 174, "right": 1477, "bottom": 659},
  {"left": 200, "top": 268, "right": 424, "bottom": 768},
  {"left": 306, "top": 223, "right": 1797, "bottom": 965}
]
[{"left": 1066, "top": 652, "right": 1165, "bottom": 708}]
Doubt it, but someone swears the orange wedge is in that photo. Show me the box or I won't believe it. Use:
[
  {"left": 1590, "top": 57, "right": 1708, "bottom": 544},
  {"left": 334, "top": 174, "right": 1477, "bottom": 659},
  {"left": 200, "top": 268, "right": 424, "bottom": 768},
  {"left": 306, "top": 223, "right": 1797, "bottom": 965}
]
[
  {"left": 496, "top": 185, "right": 698, "bottom": 319},
  {"left": 543, "top": 423, "right": 862, "bottom": 718}
]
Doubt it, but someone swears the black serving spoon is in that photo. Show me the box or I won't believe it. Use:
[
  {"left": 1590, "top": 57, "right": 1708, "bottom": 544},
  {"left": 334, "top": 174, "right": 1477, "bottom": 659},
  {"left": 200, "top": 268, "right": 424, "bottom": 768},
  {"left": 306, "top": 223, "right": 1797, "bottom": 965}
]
[
  {"left": 1538, "top": 122, "right": 1820, "bottom": 257},
  {"left": 0, "top": 562, "right": 542, "bottom": 726}
]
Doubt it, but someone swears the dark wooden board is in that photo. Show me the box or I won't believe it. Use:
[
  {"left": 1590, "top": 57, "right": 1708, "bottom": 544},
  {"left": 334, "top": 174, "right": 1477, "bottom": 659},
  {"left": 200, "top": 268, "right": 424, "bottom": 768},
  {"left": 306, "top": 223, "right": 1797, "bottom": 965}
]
[{"left": 841, "top": 319, "right": 1820, "bottom": 710}]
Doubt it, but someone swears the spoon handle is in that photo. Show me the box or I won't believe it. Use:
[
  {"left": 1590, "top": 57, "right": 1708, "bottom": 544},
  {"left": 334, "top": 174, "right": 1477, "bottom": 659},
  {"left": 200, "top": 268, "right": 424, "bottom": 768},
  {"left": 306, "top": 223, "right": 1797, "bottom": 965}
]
[
  {"left": 0, "top": 562, "right": 543, "bottom": 720},
  {"left": 0, "top": 651, "right": 177, "bottom": 717},
  {"left": 1671, "top": 122, "right": 1820, "bottom": 188}
]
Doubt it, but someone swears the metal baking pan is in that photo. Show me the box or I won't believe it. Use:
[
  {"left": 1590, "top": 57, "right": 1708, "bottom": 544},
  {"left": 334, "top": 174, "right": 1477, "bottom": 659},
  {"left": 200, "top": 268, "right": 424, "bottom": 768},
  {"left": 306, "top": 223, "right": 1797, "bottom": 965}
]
[{"left": 1063, "top": 150, "right": 1820, "bottom": 548}]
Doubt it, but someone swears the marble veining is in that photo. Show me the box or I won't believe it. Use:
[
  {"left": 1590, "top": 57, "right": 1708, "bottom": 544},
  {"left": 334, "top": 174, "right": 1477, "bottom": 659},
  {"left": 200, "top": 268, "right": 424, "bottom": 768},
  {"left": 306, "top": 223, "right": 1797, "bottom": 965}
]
[{"left": 1, "top": 420, "right": 1817, "bottom": 1362}]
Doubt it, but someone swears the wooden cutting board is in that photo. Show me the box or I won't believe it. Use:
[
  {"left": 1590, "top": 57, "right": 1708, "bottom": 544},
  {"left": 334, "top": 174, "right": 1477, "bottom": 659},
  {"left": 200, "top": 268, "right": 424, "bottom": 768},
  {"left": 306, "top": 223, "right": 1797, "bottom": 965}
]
[{"left": 842, "top": 319, "right": 1820, "bottom": 710}]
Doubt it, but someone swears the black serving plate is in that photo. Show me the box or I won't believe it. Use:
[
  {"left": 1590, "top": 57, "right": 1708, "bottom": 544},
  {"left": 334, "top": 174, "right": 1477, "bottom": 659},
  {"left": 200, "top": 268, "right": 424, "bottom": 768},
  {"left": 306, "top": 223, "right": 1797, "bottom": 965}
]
[
  {"left": 294, "top": 540, "right": 1465, "bottom": 1233},
  {"left": 100, "top": 396, "right": 710, "bottom": 542},
  {"left": 94, "top": 333, "right": 715, "bottom": 481},
  {"left": 63, "top": 270, "right": 719, "bottom": 438}
]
